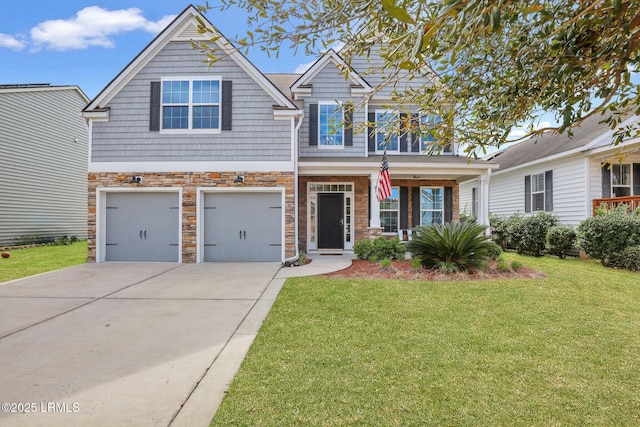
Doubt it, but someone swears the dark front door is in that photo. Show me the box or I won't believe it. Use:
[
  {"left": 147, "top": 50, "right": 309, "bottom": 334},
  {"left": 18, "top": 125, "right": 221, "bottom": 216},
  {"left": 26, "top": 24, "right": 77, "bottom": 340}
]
[{"left": 318, "top": 193, "right": 344, "bottom": 249}]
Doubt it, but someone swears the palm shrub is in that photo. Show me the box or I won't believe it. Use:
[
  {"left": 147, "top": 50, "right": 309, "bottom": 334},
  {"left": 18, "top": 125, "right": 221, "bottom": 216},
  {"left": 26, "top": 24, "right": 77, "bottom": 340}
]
[{"left": 407, "top": 221, "right": 501, "bottom": 272}]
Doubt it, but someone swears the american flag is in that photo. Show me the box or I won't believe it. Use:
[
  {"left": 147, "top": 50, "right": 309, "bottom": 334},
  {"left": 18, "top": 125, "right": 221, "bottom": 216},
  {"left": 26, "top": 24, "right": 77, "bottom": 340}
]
[{"left": 376, "top": 150, "right": 392, "bottom": 201}]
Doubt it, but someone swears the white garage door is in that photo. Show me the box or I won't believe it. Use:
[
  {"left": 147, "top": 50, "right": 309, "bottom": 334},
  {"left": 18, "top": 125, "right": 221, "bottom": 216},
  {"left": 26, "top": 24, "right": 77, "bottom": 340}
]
[
  {"left": 203, "top": 192, "right": 282, "bottom": 261},
  {"left": 105, "top": 192, "right": 179, "bottom": 262}
]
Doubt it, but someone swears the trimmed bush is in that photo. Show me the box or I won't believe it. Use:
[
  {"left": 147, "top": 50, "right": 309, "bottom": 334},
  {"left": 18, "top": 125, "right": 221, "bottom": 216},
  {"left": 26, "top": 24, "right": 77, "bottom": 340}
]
[
  {"left": 490, "top": 213, "right": 510, "bottom": 250},
  {"left": 578, "top": 205, "right": 640, "bottom": 267},
  {"left": 353, "top": 239, "right": 374, "bottom": 260},
  {"left": 513, "top": 212, "right": 558, "bottom": 256},
  {"left": 608, "top": 246, "right": 640, "bottom": 271},
  {"left": 546, "top": 226, "right": 577, "bottom": 259},
  {"left": 492, "top": 212, "right": 558, "bottom": 256},
  {"left": 407, "top": 221, "right": 501, "bottom": 272},
  {"left": 354, "top": 236, "right": 405, "bottom": 261}
]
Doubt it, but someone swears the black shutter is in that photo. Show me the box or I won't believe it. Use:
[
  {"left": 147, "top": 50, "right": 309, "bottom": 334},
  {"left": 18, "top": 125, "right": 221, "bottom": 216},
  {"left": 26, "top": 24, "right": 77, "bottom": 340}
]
[
  {"left": 149, "top": 81, "right": 161, "bottom": 131},
  {"left": 444, "top": 186, "right": 453, "bottom": 223},
  {"left": 412, "top": 187, "right": 421, "bottom": 227},
  {"left": 221, "top": 81, "right": 232, "bottom": 130},
  {"left": 545, "top": 170, "right": 553, "bottom": 211},
  {"left": 344, "top": 105, "right": 353, "bottom": 146},
  {"left": 400, "top": 187, "right": 409, "bottom": 230},
  {"left": 633, "top": 163, "right": 640, "bottom": 196},
  {"left": 524, "top": 175, "right": 531, "bottom": 212},
  {"left": 309, "top": 103, "right": 318, "bottom": 146},
  {"left": 601, "top": 163, "right": 611, "bottom": 198},
  {"left": 471, "top": 187, "right": 477, "bottom": 215},
  {"left": 368, "top": 112, "right": 376, "bottom": 153},
  {"left": 399, "top": 113, "right": 408, "bottom": 152},
  {"left": 411, "top": 113, "right": 420, "bottom": 152}
]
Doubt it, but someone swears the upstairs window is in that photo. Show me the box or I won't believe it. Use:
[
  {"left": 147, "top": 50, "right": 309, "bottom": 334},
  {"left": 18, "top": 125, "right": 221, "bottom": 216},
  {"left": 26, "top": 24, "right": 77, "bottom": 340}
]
[
  {"left": 376, "top": 110, "right": 400, "bottom": 152},
  {"left": 318, "top": 102, "right": 344, "bottom": 147},
  {"left": 161, "top": 78, "right": 221, "bottom": 132},
  {"left": 420, "top": 114, "right": 441, "bottom": 151}
]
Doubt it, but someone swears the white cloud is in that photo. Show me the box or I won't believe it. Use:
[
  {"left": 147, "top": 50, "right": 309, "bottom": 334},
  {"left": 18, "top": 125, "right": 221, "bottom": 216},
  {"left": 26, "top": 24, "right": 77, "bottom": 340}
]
[
  {"left": 30, "top": 6, "right": 176, "bottom": 51},
  {"left": 508, "top": 120, "right": 552, "bottom": 140},
  {"left": 293, "top": 42, "right": 347, "bottom": 74},
  {"left": 294, "top": 60, "right": 315, "bottom": 74},
  {"left": 0, "top": 33, "right": 26, "bottom": 50}
]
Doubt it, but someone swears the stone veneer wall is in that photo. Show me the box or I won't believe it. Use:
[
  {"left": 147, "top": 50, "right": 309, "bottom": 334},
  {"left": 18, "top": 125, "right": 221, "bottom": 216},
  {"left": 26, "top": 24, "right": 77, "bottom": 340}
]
[
  {"left": 298, "top": 176, "right": 459, "bottom": 252},
  {"left": 88, "top": 172, "right": 295, "bottom": 263}
]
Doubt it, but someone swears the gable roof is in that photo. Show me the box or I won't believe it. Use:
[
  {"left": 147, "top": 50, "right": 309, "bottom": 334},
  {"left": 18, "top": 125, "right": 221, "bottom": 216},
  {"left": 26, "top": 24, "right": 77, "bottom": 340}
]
[
  {"left": 485, "top": 113, "right": 631, "bottom": 170},
  {"left": 84, "top": 5, "right": 296, "bottom": 112},
  {"left": 0, "top": 83, "right": 89, "bottom": 103},
  {"left": 291, "top": 49, "right": 372, "bottom": 96}
]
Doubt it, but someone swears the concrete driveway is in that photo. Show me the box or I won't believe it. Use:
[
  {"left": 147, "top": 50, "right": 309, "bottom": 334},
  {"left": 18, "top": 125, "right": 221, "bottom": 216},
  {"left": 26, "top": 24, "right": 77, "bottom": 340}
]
[{"left": 0, "top": 262, "right": 283, "bottom": 427}]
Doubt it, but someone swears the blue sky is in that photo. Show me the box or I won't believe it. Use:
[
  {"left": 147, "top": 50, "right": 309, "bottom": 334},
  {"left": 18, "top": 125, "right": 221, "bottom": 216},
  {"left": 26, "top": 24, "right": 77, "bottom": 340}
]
[{"left": 1, "top": 2, "right": 314, "bottom": 99}]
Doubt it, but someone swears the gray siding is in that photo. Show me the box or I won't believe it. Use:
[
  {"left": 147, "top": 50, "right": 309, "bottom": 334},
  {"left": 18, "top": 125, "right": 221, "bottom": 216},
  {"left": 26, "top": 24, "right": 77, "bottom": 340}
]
[
  {"left": 91, "top": 42, "right": 292, "bottom": 162},
  {"left": 0, "top": 88, "right": 88, "bottom": 245},
  {"left": 299, "top": 63, "right": 366, "bottom": 157},
  {"left": 347, "top": 46, "right": 438, "bottom": 99}
]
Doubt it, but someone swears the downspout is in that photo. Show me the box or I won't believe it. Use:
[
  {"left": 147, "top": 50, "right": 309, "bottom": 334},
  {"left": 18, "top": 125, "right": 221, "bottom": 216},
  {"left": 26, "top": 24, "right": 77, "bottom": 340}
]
[{"left": 283, "top": 109, "right": 304, "bottom": 266}]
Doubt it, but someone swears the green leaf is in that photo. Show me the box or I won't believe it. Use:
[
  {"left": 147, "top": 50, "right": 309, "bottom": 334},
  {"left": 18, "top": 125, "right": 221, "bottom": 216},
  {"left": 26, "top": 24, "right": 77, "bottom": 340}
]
[
  {"left": 521, "top": 5, "right": 544, "bottom": 14},
  {"left": 399, "top": 61, "right": 416, "bottom": 70},
  {"left": 381, "top": 0, "right": 416, "bottom": 24}
]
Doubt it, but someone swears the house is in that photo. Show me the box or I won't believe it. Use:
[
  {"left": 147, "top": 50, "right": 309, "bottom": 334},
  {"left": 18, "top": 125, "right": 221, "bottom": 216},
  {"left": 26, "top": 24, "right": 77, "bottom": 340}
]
[
  {"left": 82, "top": 5, "right": 497, "bottom": 263},
  {"left": 0, "top": 84, "right": 89, "bottom": 245},
  {"left": 460, "top": 113, "right": 640, "bottom": 225}
]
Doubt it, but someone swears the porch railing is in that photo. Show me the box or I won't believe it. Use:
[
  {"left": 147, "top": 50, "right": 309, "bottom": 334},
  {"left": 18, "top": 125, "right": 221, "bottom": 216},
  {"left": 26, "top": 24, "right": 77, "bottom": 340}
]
[{"left": 592, "top": 196, "right": 640, "bottom": 215}]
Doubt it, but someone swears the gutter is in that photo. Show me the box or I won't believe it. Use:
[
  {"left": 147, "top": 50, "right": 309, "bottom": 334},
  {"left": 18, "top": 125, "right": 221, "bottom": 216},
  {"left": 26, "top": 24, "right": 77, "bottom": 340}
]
[{"left": 283, "top": 110, "right": 304, "bottom": 266}]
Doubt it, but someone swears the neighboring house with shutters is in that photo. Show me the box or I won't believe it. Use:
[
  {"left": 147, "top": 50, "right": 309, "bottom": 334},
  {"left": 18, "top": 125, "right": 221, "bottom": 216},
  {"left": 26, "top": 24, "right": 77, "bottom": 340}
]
[
  {"left": 459, "top": 113, "right": 640, "bottom": 225},
  {"left": 0, "top": 84, "right": 89, "bottom": 245},
  {"left": 82, "top": 5, "right": 497, "bottom": 263}
]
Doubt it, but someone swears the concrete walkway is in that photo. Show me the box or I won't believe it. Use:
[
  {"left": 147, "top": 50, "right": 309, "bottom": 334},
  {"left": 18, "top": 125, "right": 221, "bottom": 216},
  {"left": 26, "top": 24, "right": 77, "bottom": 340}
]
[{"left": 0, "top": 256, "right": 351, "bottom": 427}]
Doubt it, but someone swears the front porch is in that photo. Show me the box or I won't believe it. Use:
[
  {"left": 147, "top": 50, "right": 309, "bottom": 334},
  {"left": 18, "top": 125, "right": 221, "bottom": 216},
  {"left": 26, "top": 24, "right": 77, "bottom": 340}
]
[{"left": 592, "top": 196, "right": 640, "bottom": 214}]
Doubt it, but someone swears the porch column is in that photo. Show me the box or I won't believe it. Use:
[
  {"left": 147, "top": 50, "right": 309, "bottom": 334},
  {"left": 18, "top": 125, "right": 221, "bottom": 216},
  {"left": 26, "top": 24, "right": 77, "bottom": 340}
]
[
  {"left": 477, "top": 170, "right": 491, "bottom": 234},
  {"left": 369, "top": 173, "right": 381, "bottom": 227}
]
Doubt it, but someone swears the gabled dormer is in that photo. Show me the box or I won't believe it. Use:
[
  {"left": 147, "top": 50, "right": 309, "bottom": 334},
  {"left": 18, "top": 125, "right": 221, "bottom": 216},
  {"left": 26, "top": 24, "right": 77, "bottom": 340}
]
[{"left": 295, "top": 46, "right": 455, "bottom": 158}]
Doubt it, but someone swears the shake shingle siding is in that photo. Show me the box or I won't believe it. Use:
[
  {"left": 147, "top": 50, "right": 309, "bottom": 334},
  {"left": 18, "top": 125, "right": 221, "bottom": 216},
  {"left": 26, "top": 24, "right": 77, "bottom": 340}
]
[
  {"left": 0, "top": 87, "right": 88, "bottom": 245},
  {"left": 91, "top": 42, "right": 292, "bottom": 163},
  {"left": 299, "top": 63, "right": 366, "bottom": 157}
]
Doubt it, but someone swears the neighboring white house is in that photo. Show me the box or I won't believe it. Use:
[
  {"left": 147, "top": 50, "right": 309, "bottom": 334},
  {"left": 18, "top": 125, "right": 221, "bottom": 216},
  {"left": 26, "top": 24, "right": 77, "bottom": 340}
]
[
  {"left": 0, "top": 84, "right": 89, "bottom": 245},
  {"left": 460, "top": 113, "right": 640, "bottom": 225}
]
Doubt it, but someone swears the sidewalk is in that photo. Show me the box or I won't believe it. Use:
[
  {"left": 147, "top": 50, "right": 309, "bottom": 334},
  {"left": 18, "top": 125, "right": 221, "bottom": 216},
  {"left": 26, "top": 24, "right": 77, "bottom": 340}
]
[{"left": 171, "top": 255, "right": 353, "bottom": 426}]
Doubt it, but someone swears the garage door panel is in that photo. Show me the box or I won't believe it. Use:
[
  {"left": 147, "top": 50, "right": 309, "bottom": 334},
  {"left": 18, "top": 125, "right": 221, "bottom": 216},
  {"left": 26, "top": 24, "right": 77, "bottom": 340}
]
[
  {"left": 105, "top": 193, "right": 179, "bottom": 262},
  {"left": 203, "top": 192, "right": 282, "bottom": 262}
]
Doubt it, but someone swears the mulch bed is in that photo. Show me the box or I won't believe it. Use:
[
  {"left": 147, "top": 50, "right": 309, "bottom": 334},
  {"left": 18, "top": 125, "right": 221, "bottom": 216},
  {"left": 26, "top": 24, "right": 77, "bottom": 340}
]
[{"left": 322, "top": 259, "right": 546, "bottom": 281}]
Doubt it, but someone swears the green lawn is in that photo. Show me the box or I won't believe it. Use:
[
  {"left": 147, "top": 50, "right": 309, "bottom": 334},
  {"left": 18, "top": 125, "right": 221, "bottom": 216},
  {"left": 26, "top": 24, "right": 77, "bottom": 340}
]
[
  {"left": 212, "top": 254, "right": 640, "bottom": 426},
  {"left": 0, "top": 241, "right": 87, "bottom": 283}
]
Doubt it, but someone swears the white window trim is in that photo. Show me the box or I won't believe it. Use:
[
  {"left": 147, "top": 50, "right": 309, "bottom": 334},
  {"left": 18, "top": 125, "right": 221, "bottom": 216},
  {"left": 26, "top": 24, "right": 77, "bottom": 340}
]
[
  {"left": 417, "top": 112, "right": 451, "bottom": 154},
  {"left": 160, "top": 76, "right": 222, "bottom": 135},
  {"left": 306, "top": 182, "right": 355, "bottom": 251},
  {"left": 375, "top": 109, "right": 400, "bottom": 153},
  {"left": 531, "top": 172, "right": 545, "bottom": 211},
  {"left": 420, "top": 186, "right": 444, "bottom": 225},
  {"left": 317, "top": 101, "right": 345, "bottom": 149},
  {"left": 380, "top": 186, "right": 400, "bottom": 234},
  {"left": 611, "top": 163, "right": 632, "bottom": 197}
]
